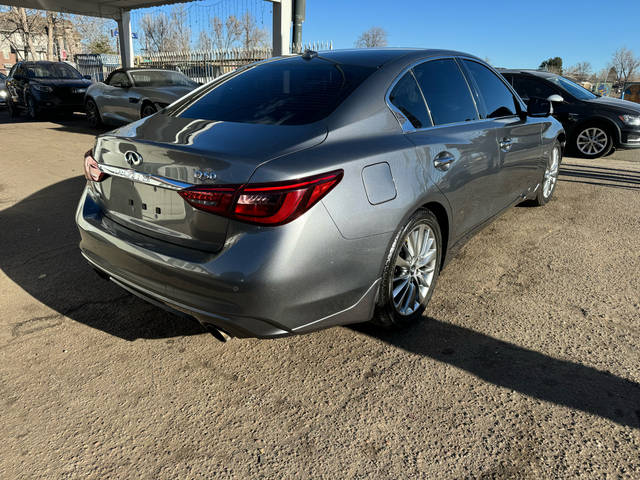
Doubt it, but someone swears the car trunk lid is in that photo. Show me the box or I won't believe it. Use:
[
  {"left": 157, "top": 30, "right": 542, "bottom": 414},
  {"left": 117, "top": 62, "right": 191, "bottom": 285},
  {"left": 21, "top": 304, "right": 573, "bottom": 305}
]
[{"left": 93, "top": 114, "right": 327, "bottom": 251}]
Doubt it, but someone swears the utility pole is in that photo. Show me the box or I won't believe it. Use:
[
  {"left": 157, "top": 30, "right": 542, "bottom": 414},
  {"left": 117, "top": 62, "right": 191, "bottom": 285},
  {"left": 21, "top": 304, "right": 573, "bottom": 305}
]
[{"left": 292, "top": 0, "right": 305, "bottom": 53}]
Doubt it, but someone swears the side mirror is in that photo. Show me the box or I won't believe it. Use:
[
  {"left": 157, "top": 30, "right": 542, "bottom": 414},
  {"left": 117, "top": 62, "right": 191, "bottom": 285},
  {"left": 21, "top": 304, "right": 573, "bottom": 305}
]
[
  {"left": 83, "top": 75, "right": 92, "bottom": 80},
  {"left": 547, "top": 94, "right": 564, "bottom": 103},
  {"left": 528, "top": 97, "right": 553, "bottom": 117}
]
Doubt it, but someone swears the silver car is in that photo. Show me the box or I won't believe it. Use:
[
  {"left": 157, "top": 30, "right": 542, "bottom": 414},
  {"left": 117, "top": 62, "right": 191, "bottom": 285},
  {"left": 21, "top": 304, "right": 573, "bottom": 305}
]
[
  {"left": 0, "top": 72, "right": 8, "bottom": 106},
  {"left": 76, "top": 49, "right": 565, "bottom": 339},
  {"left": 85, "top": 68, "right": 198, "bottom": 127}
]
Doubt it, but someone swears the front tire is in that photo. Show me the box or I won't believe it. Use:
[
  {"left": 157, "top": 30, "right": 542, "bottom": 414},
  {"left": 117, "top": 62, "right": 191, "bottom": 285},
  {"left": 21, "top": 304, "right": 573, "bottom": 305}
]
[
  {"left": 373, "top": 209, "right": 442, "bottom": 329},
  {"left": 25, "top": 94, "right": 38, "bottom": 120},
  {"left": 574, "top": 124, "right": 613, "bottom": 159},
  {"left": 533, "top": 141, "right": 562, "bottom": 206},
  {"left": 7, "top": 98, "right": 19, "bottom": 118}
]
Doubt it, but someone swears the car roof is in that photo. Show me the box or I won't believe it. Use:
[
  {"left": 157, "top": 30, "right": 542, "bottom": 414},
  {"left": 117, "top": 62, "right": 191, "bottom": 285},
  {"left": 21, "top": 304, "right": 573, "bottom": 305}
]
[
  {"left": 498, "top": 68, "right": 558, "bottom": 78},
  {"left": 304, "top": 48, "right": 483, "bottom": 67}
]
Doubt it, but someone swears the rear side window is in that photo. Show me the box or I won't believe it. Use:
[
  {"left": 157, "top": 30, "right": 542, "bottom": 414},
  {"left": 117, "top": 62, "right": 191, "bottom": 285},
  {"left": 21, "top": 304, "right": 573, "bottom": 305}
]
[
  {"left": 509, "top": 75, "right": 556, "bottom": 101},
  {"left": 388, "top": 72, "right": 431, "bottom": 129},
  {"left": 173, "top": 57, "right": 377, "bottom": 125},
  {"left": 462, "top": 60, "right": 518, "bottom": 118},
  {"left": 412, "top": 59, "right": 478, "bottom": 126}
]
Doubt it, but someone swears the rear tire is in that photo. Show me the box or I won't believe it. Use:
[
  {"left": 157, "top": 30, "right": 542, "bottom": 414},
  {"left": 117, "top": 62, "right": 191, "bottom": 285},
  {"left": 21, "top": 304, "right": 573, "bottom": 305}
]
[
  {"left": 85, "top": 98, "right": 102, "bottom": 128},
  {"left": 372, "top": 209, "right": 442, "bottom": 329},
  {"left": 141, "top": 102, "right": 157, "bottom": 118},
  {"left": 533, "top": 141, "right": 562, "bottom": 206}
]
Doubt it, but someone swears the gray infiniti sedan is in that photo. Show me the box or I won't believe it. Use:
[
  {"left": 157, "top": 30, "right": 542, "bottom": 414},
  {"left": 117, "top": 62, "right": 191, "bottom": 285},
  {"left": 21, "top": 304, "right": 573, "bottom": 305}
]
[
  {"left": 76, "top": 49, "right": 565, "bottom": 339},
  {"left": 85, "top": 68, "right": 198, "bottom": 127}
]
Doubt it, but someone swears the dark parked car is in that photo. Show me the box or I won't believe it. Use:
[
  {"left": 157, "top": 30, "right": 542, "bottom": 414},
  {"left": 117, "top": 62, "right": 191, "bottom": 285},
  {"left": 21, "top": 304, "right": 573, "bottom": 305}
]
[
  {"left": 5, "top": 61, "right": 91, "bottom": 119},
  {"left": 0, "top": 72, "right": 7, "bottom": 106},
  {"left": 501, "top": 69, "right": 640, "bottom": 158},
  {"left": 85, "top": 68, "right": 198, "bottom": 127},
  {"left": 76, "top": 49, "right": 564, "bottom": 340}
]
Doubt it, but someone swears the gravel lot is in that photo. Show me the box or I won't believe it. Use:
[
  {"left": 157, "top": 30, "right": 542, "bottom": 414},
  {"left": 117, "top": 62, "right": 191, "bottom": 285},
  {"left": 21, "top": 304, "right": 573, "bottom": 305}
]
[{"left": 1, "top": 112, "right": 639, "bottom": 479}]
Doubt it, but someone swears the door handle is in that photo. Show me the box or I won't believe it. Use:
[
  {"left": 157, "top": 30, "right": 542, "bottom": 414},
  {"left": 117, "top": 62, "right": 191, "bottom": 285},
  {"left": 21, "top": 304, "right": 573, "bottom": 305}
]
[
  {"left": 433, "top": 152, "right": 455, "bottom": 171},
  {"left": 499, "top": 137, "right": 513, "bottom": 152}
]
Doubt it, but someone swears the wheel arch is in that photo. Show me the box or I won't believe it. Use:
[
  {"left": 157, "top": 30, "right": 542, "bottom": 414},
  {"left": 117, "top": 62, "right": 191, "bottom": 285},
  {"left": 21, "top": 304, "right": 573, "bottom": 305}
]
[
  {"left": 421, "top": 201, "right": 450, "bottom": 270},
  {"left": 574, "top": 116, "right": 621, "bottom": 145}
]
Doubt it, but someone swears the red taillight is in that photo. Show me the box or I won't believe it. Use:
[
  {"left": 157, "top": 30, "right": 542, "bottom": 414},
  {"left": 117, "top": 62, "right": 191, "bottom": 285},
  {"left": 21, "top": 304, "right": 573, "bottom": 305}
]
[
  {"left": 178, "top": 170, "right": 343, "bottom": 225},
  {"left": 83, "top": 150, "right": 107, "bottom": 182}
]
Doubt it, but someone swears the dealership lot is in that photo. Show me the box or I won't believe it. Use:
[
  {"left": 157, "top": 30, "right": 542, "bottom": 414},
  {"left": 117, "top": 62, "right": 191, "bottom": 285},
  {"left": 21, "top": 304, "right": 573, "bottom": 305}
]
[{"left": 1, "top": 111, "right": 639, "bottom": 478}]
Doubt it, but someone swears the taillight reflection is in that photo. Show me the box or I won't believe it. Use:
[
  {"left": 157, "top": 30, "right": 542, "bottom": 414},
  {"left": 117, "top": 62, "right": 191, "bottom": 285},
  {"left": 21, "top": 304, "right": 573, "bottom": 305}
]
[
  {"left": 84, "top": 150, "right": 107, "bottom": 182},
  {"left": 179, "top": 170, "right": 343, "bottom": 225}
]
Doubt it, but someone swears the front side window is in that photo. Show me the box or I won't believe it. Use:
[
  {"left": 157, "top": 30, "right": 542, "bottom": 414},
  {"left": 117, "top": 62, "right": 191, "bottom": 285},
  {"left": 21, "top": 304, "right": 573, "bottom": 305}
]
[
  {"left": 388, "top": 72, "right": 431, "bottom": 129},
  {"left": 462, "top": 60, "right": 518, "bottom": 118},
  {"left": 171, "top": 56, "right": 377, "bottom": 125},
  {"left": 412, "top": 59, "right": 478, "bottom": 126},
  {"left": 109, "top": 72, "right": 131, "bottom": 87}
]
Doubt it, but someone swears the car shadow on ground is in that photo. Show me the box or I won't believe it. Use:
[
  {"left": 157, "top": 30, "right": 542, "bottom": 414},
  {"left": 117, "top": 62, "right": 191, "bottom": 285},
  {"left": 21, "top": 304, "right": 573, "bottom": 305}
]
[
  {"left": 0, "top": 176, "right": 207, "bottom": 341},
  {"left": 559, "top": 164, "right": 640, "bottom": 190},
  {"left": 353, "top": 320, "right": 640, "bottom": 429},
  {"left": 0, "top": 109, "right": 110, "bottom": 135}
]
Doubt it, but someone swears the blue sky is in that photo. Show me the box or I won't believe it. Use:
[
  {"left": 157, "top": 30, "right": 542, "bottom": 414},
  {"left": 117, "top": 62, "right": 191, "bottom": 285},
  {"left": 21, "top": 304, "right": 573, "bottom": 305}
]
[{"left": 302, "top": 0, "right": 640, "bottom": 72}]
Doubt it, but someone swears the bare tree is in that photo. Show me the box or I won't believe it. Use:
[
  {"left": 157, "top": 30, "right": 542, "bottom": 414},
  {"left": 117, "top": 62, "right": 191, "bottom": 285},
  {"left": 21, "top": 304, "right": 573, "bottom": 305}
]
[
  {"left": 196, "top": 30, "right": 213, "bottom": 51},
  {"left": 140, "top": 12, "right": 174, "bottom": 53},
  {"left": 355, "top": 27, "right": 387, "bottom": 48},
  {"left": 0, "top": 7, "right": 41, "bottom": 60},
  {"left": 72, "top": 15, "right": 115, "bottom": 53},
  {"left": 565, "top": 61, "right": 592, "bottom": 82},
  {"left": 610, "top": 47, "right": 640, "bottom": 87},
  {"left": 170, "top": 5, "right": 191, "bottom": 51},
  {"left": 238, "top": 13, "right": 268, "bottom": 50}
]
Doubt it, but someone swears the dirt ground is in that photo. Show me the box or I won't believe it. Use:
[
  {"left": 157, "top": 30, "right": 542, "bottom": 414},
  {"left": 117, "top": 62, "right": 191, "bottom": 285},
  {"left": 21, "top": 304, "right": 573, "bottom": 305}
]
[{"left": 1, "top": 111, "right": 639, "bottom": 479}]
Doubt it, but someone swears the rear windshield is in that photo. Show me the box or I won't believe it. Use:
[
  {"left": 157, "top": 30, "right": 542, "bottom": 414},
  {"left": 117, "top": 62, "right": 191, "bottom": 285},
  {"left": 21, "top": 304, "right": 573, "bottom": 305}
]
[{"left": 170, "top": 56, "right": 377, "bottom": 125}]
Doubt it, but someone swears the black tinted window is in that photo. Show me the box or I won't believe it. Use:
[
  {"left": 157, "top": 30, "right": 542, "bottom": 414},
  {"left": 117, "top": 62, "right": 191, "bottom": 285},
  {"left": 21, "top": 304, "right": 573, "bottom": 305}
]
[
  {"left": 462, "top": 60, "right": 517, "bottom": 118},
  {"left": 27, "top": 63, "right": 82, "bottom": 79},
  {"left": 509, "top": 75, "right": 556, "bottom": 100},
  {"left": 173, "top": 57, "right": 377, "bottom": 125},
  {"left": 412, "top": 59, "right": 478, "bottom": 125},
  {"left": 109, "top": 72, "right": 130, "bottom": 87},
  {"left": 389, "top": 72, "right": 431, "bottom": 129}
]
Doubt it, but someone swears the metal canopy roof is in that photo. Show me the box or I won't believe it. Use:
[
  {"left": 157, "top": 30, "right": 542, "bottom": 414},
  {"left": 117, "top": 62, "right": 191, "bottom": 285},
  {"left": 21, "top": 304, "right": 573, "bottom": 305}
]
[{"left": 0, "top": 0, "right": 195, "bottom": 19}]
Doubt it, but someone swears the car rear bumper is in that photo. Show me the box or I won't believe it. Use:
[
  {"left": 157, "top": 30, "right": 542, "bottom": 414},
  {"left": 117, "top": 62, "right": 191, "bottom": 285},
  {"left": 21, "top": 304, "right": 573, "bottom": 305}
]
[{"left": 76, "top": 185, "right": 386, "bottom": 338}]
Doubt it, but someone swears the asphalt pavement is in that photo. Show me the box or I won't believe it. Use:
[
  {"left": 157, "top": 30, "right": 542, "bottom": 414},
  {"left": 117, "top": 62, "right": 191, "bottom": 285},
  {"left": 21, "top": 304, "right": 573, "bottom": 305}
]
[{"left": 1, "top": 112, "right": 639, "bottom": 479}]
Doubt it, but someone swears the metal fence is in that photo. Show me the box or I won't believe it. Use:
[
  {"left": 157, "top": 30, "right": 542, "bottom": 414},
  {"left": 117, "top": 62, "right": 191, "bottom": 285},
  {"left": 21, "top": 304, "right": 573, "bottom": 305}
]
[
  {"left": 75, "top": 42, "right": 333, "bottom": 84},
  {"left": 74, "top": 54, "right": 121, "bottom": 82}
]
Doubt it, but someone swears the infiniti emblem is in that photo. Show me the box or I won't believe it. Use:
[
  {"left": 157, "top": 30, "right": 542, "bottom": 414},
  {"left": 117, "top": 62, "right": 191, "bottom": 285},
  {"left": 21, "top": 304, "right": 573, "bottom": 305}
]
[{"left": 124, "top": 150, "right": 143, "bottom": 167}]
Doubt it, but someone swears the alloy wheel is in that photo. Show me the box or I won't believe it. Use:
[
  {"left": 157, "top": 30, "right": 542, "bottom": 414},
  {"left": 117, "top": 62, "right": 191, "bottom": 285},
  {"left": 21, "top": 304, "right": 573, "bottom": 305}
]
[
  {"left": 391, "top": 222, "right": 438, "bottom": 316},
  {"left": 543, "top": 146, "right": 560, "bottom": 198},
  {"left": 576, "top": 127, "right": 608, "bottom": 156}
]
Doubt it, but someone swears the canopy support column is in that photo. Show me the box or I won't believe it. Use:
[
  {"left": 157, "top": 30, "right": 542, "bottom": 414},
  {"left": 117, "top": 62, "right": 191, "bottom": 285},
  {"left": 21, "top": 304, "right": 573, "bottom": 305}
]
[{"left": 117, "top": 9, "right": 134, "bottom": 68}]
